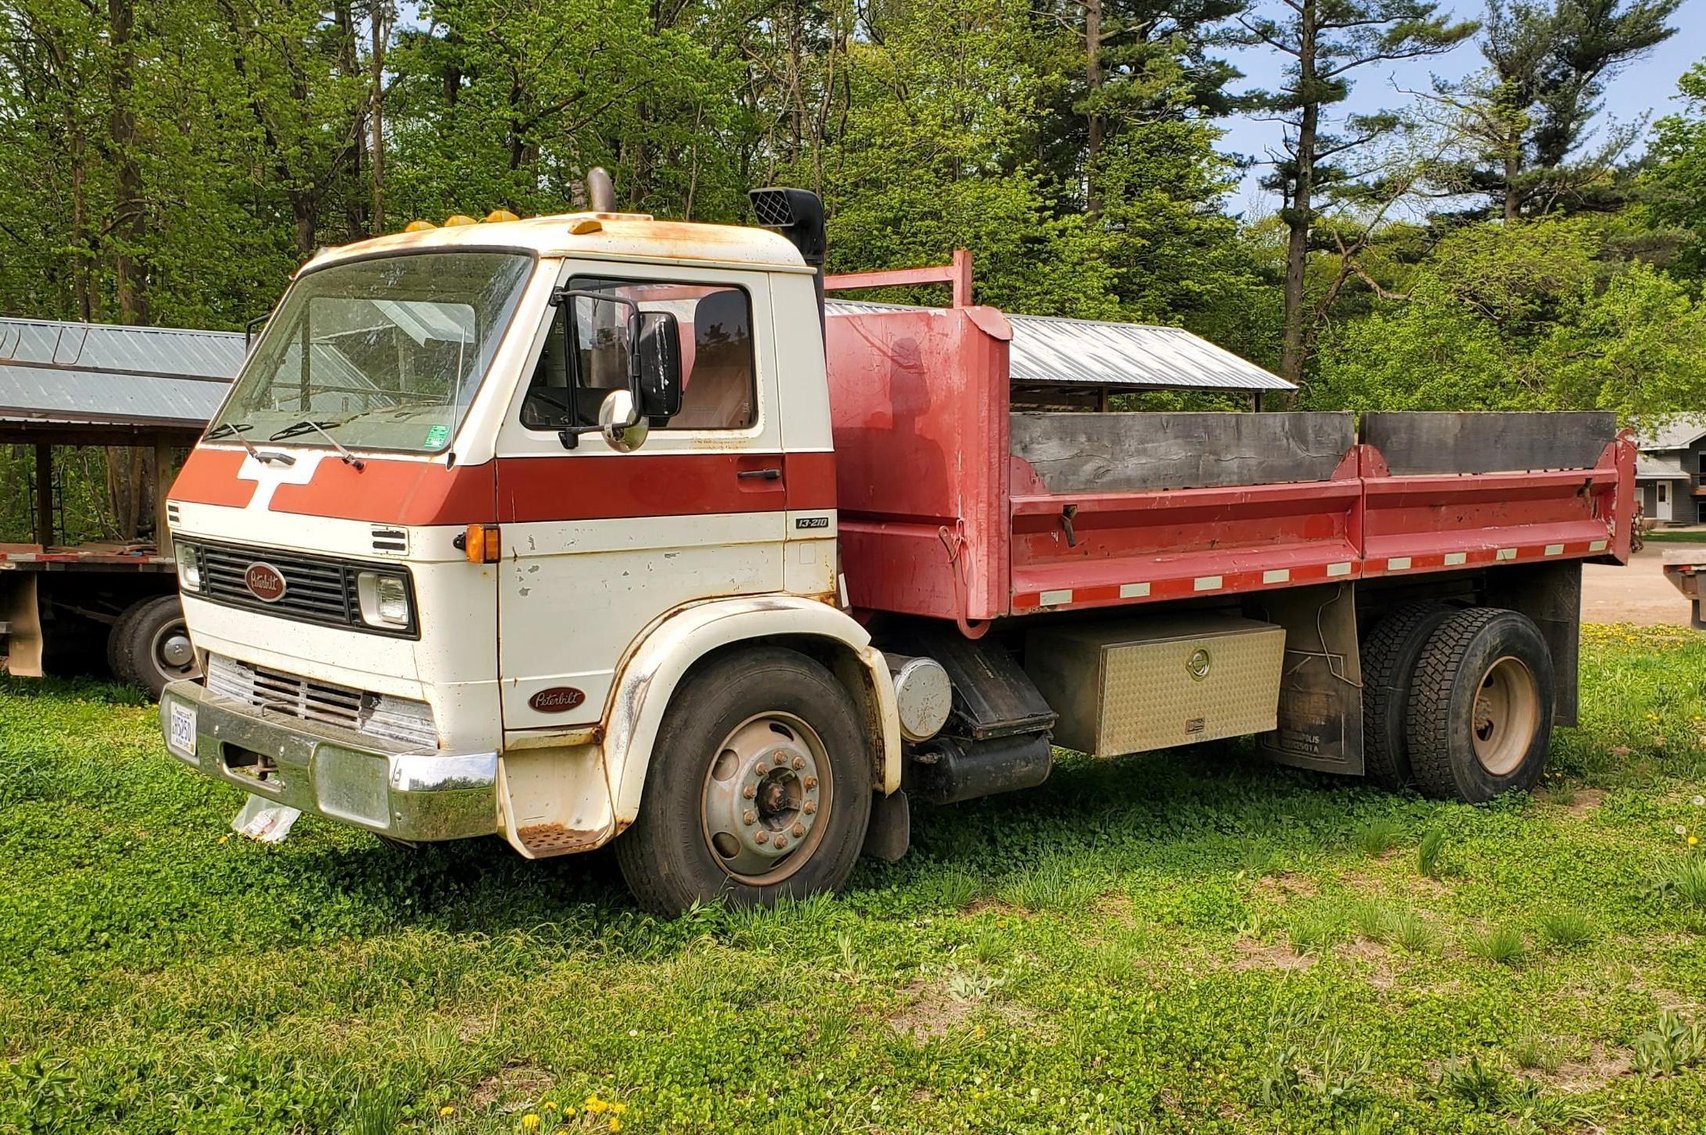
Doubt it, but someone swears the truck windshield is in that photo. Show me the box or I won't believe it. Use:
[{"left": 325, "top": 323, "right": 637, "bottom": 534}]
[{"left": 210, "top": 251, "right": 534, "bottom": 453}]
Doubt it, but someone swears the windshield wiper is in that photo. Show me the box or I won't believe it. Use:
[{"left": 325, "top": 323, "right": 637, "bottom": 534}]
[
  {"left": 205, "top": 422, "right": 294, "bottom": 466},
  {"left": 269, "top": 418, "right": 364, "bottom": 470}
]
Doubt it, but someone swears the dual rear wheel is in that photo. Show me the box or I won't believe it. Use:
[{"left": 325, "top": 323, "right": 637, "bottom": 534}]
[{"left": 1362, "top": 604, "right": 1553, "bottom": 802}]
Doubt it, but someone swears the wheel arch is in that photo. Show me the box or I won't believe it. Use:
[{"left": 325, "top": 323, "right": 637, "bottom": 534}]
[{"left": 604, "top": 595, "right": 901, "bottom": 826}]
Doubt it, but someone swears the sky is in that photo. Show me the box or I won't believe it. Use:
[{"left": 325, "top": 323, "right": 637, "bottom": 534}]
[{"left": 1212, "top": 0, "right": 1706, "bottom": 217}]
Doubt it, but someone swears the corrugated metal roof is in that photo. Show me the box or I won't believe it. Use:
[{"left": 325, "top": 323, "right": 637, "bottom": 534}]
[
  {"left": 0, "top": 317, "right": 242, "bottom": 430},
  {"left": 825, "top": 300, "right": 1293, "bottom": 392}
]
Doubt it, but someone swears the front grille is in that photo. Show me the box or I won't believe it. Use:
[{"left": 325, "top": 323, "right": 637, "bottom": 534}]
[
  {"left": 206, "top": 654, "right": 438, "bottom": 749},
  {"left": 186, "top": 539, "right": 417, "bottom": 638}
]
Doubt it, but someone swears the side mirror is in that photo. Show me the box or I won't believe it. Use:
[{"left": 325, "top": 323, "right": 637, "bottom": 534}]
[
  {"left": 598, "top": 388, "right": 648, "bottom": 453},
  {"left": 634, "top": 311, "right": 682, "bottom": 425}
]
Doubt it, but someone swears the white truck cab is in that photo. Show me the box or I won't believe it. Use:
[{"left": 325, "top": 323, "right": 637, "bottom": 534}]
[{"left": 161, "top": 191, "right": 912, "bottom": 913}]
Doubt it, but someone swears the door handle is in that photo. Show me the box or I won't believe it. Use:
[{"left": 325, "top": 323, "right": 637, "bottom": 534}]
[{"left": 738, "top": 468, "right": 782, "bottom": 481}]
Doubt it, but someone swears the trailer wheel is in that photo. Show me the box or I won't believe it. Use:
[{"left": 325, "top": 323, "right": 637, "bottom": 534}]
[
  {"left": 106, "top": 602, "right": 149, "bottom": 687},
  {"left": 615, "top": 646, "right": 872, "bottom": 916},
  {"left": 1405, "top": 607, "right": 1553, "bottom": 803},
  {"left": 1359, "top": 601, "right": 1456, "bottom": 789},
  {"left": 118, "top": 595, "right": 200, "bottom": 701}
]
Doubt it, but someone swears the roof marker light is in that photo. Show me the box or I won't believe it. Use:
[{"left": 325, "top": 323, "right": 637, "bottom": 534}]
[
  {"left": 485, "top": 209, "right": 520, "bottom": 223},
  {"left": 569, "top": 218, "right": 602, "bottom": 235},
  {"left": 403, "top": 219, "right": 436, "bottom": 232},
  {"left": 444, "top": 214, "right": 477, "bottom": 226}
]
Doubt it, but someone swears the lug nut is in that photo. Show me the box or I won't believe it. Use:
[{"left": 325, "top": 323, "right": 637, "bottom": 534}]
[
  {"left": 803, "top": 800, "right": 817, "bottom": 815},
  {"left": 775, "top": 752, "right": 789, "bottom": 767},
  {"left": 803, "top": 776, "right": 818, "bottom": 791},
  {"left": 742, "top": 784, "right": 756, "bottom": 799},
  {"left": 792, "top": 755, "right": 805, "bottom": 770},
  {"left": 755, "top": 830, "right": 769, "bottom": 844},
  {"left": 791, "top": 822, "right": 806, "bottom": 838},
  {"left": 743, "top": 810, "right": 756, "bottom": 825},
  {"left": 773, "top": 836, "right": 787, "bottom": 850}
]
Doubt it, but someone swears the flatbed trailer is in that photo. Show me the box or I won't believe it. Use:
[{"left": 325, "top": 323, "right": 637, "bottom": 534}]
[
  {"left": 0, "top": 317, "right": 240, "bottom": 695},
  {"left": 152, "top": 181, "right": 1636, "bottom": 914}
]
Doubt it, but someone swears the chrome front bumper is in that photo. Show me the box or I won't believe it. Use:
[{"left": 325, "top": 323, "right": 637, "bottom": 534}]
[{"left": 158, "top": 678, "right": 497, "bottom": 841}]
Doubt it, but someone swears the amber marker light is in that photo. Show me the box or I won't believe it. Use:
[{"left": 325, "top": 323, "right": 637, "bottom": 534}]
[{"left": 461, "top": 523, "right": 501, "bottom": 564}]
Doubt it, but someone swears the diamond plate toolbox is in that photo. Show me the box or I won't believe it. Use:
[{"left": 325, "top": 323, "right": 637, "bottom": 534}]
[{"left": 1024, "top": 615, "right": 1286, "bottom": 756}]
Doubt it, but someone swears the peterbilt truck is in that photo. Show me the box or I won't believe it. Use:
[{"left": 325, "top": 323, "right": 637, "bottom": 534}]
[{"left": 158, "top": 184, "right": 1634, "bottom": 915}]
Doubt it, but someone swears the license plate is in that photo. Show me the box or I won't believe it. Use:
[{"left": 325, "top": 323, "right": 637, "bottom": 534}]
[{"left": 168, "top": 701, "right": 197, "bottom": 759}]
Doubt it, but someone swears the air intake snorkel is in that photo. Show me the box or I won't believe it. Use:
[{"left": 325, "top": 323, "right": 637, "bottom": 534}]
[{"left": 747, "top": 187, "right": 827, "bottom": 339}]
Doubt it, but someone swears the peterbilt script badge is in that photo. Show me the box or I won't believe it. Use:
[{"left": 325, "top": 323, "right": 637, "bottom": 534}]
[
  {"left": 529, "top": 687, "right": 586, "bottom": 713},
  {"left": 244, "top": 562, "right": 287, "bottom": 603}
]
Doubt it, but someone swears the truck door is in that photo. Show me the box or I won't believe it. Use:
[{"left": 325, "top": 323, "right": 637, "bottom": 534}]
[{"left": 492, "top": 266, "right": 787, "bottom": 731}]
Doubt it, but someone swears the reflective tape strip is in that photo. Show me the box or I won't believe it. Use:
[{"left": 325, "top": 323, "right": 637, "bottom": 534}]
[
  {"left": 1387, "top": 556, "right": 1412, "bottom": 571},
  {"left": 1262, "top": 568, "right": 1290, "bottom": 584},
  {"left": 1326, "top": 562, "right": 1352, "bottom": 577},
  {"left": 1496, "top": 547, "right": 1517, "bottom": 561},
  {"left": 1444, "top": 552, "right": 1467, "bottom": 566},
  {"left": 1589, "top": 539, "right": 1608, "bottom": 552},
  {"left": 1039, "top": 589, "right": 1073, "bottom": 607},
  {"left": 1193, "top": 575, "right": 1222, "bottom": 592},
  {"left": 1544, "top": 544, "right": 1564, "bottom": 556},
  {"left": 1119, "top": 582, "right": 1150, "bottom": 598}
]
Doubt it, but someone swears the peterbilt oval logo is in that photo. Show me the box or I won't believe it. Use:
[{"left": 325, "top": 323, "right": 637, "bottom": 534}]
[
  {"left": 529, "top": 686, "right": 586, "bottom": 713},
  {"left": 244, "top": 562, "right": 287, "bottom": 602}
]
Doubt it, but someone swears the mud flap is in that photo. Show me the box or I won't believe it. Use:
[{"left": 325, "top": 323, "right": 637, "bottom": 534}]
[
  {"left": 1252, "top": 582, "right": 1366, "bottom": 774},
  {"left": 862, "top": 788, "right": 910, "bottom": 861},
  {"left": 0, "top": 573, "right": 42, "bottom": 677}
]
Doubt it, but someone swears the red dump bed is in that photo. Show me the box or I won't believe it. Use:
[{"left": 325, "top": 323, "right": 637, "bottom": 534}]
[{"left": 825, "top": 305, "right": 1634, "bottom": 626}]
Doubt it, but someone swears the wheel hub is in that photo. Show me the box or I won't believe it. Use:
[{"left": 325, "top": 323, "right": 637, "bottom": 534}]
[
  {"left": 1470, "top": 655, "right": 1539, "bottom": 776},
  {"left": 701, "top": 715, "right": 828, "bottom": 880},
  {"left": 159, "top": 632, "right": 195, "bottom": 669}
]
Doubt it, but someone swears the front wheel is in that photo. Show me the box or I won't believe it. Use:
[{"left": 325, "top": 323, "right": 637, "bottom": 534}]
[
  {"left": 115, "top": 595, "right": 201, "bottom": 700},
  {"left": 1405, "top": 607, "right": 1554, "bottom": 803},
  {"left": 615, "top": 647, "right": 873, "bottom": 915}
]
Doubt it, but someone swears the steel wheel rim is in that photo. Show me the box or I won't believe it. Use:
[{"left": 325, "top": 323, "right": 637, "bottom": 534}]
[
  {"left": 699, "top": 712, "right": 832, "bottom": 885},
  {"left": 151, "top": 621, "right": 200, "bottom": 682},
  {"left": 1471, "top": 655, "right": 1538, "bottom": 776}
]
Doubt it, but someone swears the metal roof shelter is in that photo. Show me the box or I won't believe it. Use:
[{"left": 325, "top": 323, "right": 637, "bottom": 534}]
[
  {"left": 0, "top": 317, "right": 242, "bottom": 548},
  {"left": 0, "top": 317, "right": 242, "bottom": 447},
  {"left": 824, "top": 251, "right": 1292, "bottom": 406}
]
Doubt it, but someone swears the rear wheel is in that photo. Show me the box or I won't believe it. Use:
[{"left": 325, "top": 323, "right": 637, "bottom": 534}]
[
  {"left": 118, "top": 595, "right": 200, "bottom": 701},
  {"left": 615, "top": 647, "right": 872, "bottom": 916},
  {"left": 1405, "top": 607, "right": 1553, "bottom": 803},
  {"left": 106, "top": 601, "right": 149, "bottom": 687},
  {"left": 1359, "top": 601, "right": 1456, "bottom": 789}
]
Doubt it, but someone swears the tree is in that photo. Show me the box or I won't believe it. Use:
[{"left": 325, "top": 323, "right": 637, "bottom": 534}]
[
  {"left": 1426, "top": 0, "right": 1679, "bottom": 222},
  {"left": 1643, "top": 61, "right": 1706, "bottom": 279},
  {"left": 1237, "top": 0, "right": 1476, "bottom": 385}
]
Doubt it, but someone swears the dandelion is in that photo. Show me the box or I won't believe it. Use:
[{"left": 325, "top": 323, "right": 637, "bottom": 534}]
[
  {"left": 608, "top": 1120, "right": 622, "bottom": 1133},
  {"left": 1692, "top": 835, "right": 1700, "bottom": 847},
  {"left": 1677, "top": 825, "right": 1689, "bottom": 836},
  {"left": 521, "top": 1114, "right": 542, "bottom": 1132},
  {"left": 585, "top": 1095, "right": 608, "bottom": 1114},
  {"left": 610, "top": 1102, "right": 628, "bottom": 1115},
  {"left": 1693, "top": 795, "right": 1705, "bottom": 806},
  {"left": 542, "top": 1102, "right": 557, "bottom": 1112},
  {"left": 439, "top": 1106, "right": 457, "bottom": 1118}
]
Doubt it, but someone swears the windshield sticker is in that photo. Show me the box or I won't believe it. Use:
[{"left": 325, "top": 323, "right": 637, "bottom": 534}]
[{"left": 424, "top": 424, "right": 450, "bottom": 449}]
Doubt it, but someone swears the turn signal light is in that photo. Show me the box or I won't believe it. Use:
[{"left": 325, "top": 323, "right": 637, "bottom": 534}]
[{"left": 462, "top": 523, "right": 501, "bottom": 564}]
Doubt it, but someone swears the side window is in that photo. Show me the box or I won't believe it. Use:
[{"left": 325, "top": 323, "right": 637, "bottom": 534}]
[{"left": 519, "top": 278, "right": 756, "bottom": 431}]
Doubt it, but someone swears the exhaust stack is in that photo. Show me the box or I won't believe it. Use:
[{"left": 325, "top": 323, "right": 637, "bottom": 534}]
[{"left": 586, "top": 167, "right": 616, "bottom": 212}]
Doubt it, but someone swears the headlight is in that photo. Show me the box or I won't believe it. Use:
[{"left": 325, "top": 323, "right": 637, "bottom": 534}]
[
  {"left": 356, "top": 571, "right": 411, "bottom": 628},
  {"left": 175, "top": 543, "right": 202, "bottom": 592}
]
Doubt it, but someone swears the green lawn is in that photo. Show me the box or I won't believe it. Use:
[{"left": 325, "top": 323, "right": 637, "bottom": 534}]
[{"left": 4, "top": 624, "right": 1706, "bottom": 1134}]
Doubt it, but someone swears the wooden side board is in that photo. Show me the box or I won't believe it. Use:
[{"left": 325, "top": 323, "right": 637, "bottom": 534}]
[
  {"left": 1010, "top": 411, "right": 1354, "bottom": 493},
  {"left": 1362, "top": 411, "right": 1616, "bottom": 475}
]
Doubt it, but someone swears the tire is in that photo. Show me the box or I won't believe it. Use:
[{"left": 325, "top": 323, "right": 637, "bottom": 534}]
[
  {"left": 1359, "top": 601, "right": 1456, "bottom": 789},
  {"left": 107, "top": 601, "right": 150, "bottom": 687},
  {"left": 615, "top": 647, "right": 873, "bottom": 916},
  {"left": 119, "top": 595, "right": 201, "bottom": 701},
  {"left": 1405, "top": 607, "right": 1554, "bottom": 803}
]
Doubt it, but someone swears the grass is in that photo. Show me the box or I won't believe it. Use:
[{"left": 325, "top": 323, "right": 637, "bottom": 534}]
[
  {"left": 3, "top": 622, "right": 1706, "bottom": 1132},
  {"left": 1464, "top": 924, "right": 1528, "bottom": 966}
]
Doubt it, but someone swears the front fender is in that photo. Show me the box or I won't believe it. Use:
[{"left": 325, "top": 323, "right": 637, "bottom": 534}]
[{"left": 604, "top": 595, "right": 902, "bottom": 825}]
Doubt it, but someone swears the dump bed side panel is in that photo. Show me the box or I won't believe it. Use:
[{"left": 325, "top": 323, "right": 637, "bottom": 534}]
[
  {"left": 825, "top": 307, "right": 1011, "bottom": 622},
  {"left": 1008, "top": 412, "right": 1362, "bottom": 613}
]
